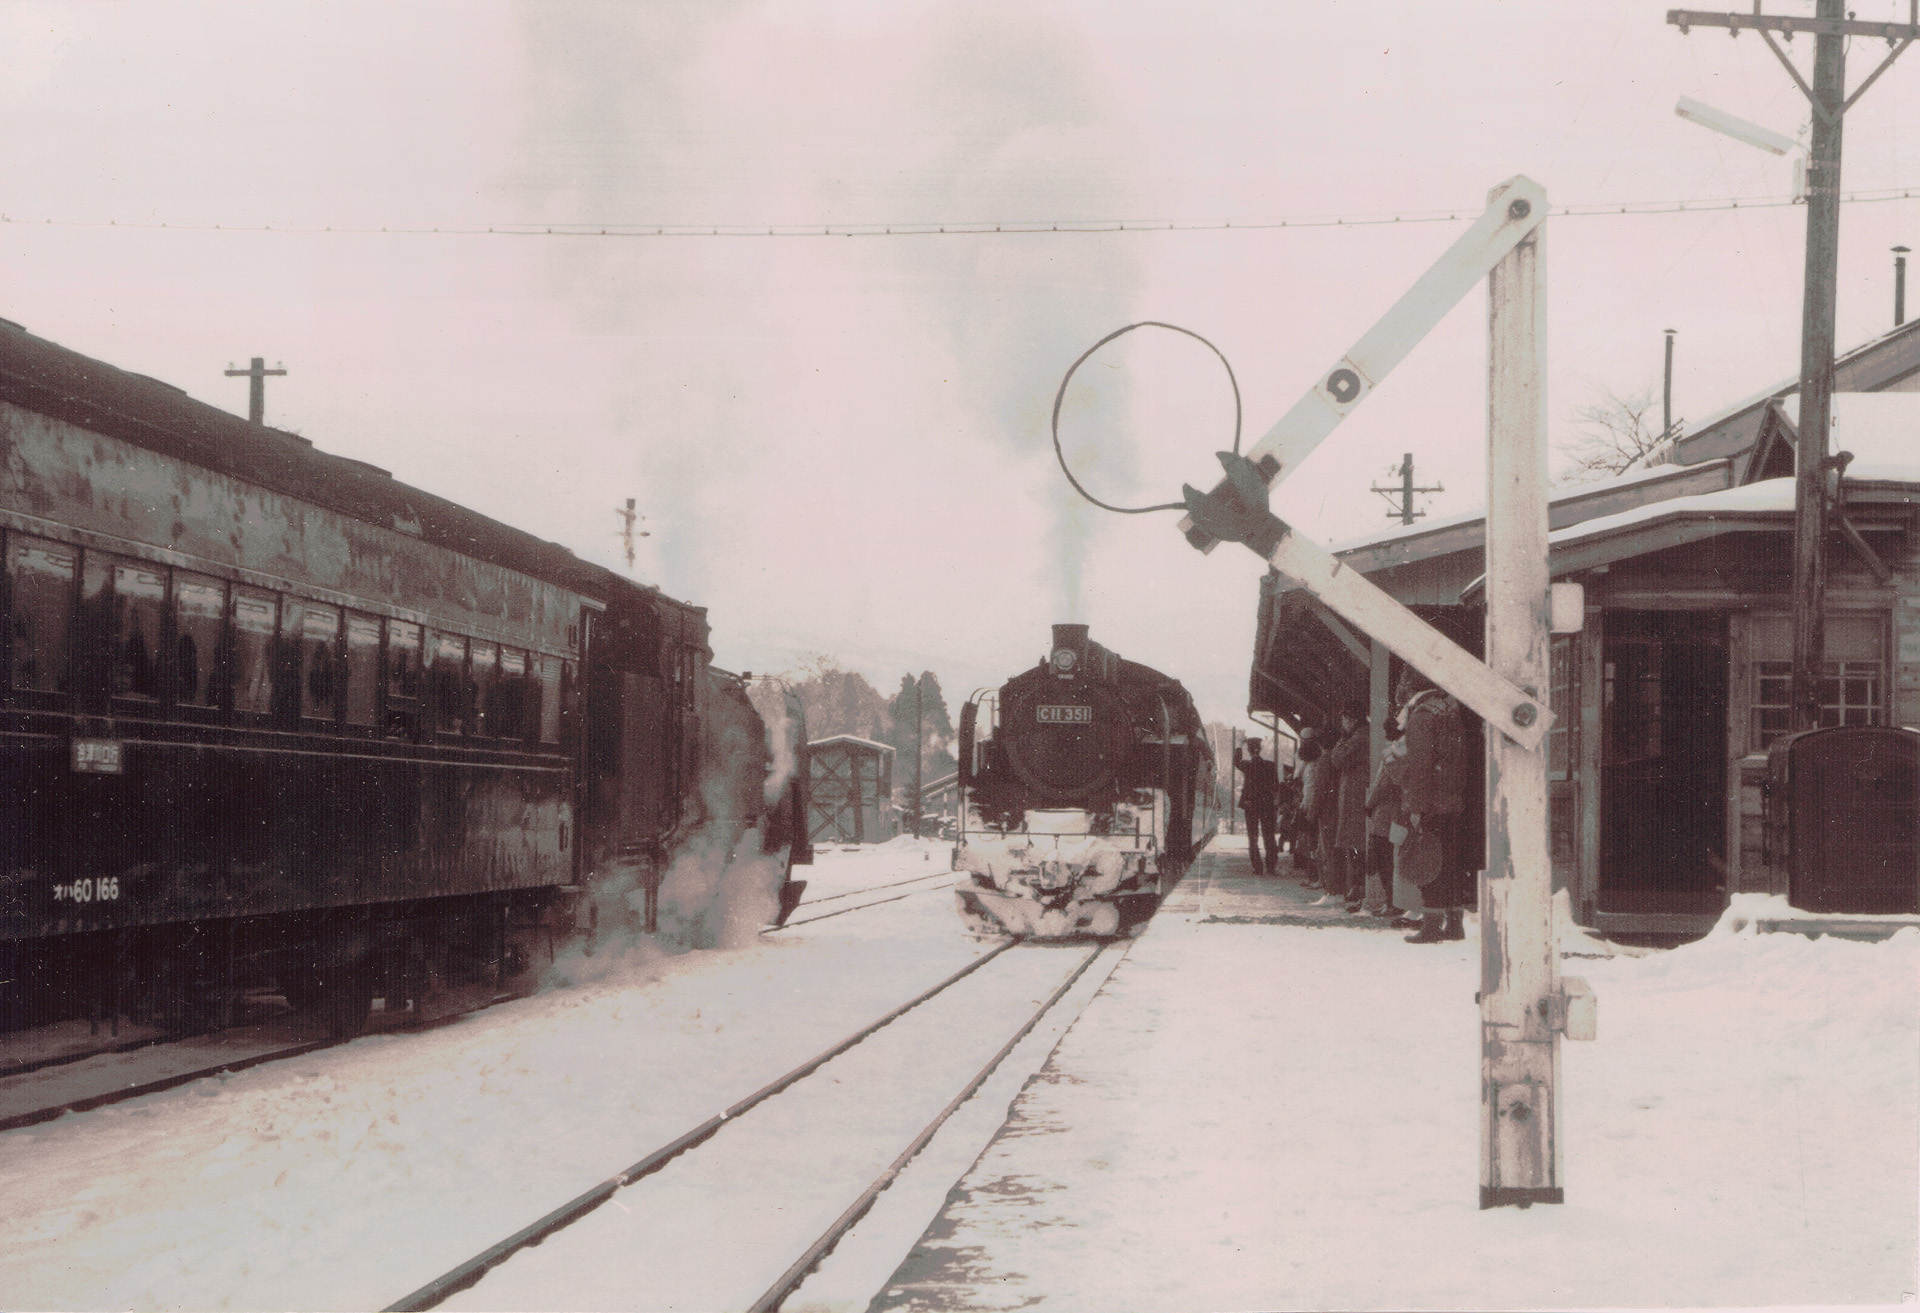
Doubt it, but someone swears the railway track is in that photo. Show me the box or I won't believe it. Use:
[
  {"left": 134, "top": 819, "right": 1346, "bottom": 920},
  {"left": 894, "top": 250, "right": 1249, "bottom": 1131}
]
[
  {"left": 0, "top": 993, "right": 520, "bottom": 1136},
  {"left": 0, "top": 864, "right": 963, "bottom": 1137},
  {"left": 388, "top": 937, "right": 1120, "bottom": 1313},
  {"left": 773, "top": 869, "right": 963, "bottom": 929}
]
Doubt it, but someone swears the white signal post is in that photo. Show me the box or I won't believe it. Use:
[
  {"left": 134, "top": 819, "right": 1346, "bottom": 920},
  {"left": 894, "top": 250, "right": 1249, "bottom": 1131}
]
[{"left": 1175, "top": 175, "right": 1591, "bottom": 1206}]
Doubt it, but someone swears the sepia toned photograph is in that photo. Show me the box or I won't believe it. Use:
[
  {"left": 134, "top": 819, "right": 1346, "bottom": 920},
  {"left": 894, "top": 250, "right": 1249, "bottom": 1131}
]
[{"left": 0, "top": 3, "right": 1915, "bottom": 1310}]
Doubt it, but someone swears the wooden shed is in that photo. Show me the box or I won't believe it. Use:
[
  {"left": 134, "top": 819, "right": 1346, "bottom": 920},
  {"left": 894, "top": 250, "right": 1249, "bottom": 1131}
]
[
  {"left": 1250, "top": 317, "right": 1920, "bottom": 939},
  {"left": 807, "top": 735, "right": 896, "bottom": 844}
]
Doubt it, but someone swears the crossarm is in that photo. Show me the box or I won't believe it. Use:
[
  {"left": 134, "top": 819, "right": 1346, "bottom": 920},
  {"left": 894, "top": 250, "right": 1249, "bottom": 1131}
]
[{"left": 1181, "top": 174, "right": 1548, "bottom": 552}]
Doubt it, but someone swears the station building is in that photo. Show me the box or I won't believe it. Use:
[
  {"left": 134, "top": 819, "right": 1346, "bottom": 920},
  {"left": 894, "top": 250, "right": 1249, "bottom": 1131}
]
[{"left": 1251, "top": 317, "right": 1920, "bottom": 939}]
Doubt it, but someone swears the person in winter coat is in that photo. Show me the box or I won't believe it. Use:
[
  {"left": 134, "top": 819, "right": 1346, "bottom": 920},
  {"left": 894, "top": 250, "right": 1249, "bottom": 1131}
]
[
  {"left": 1361, "top": 717, "right": 1407, "bottom": 916},
  {"left": 1394, "top": 668, "right": 1477, "bottom": 943},
  {"left": 1315, "top": 700, "right": 1371, "bottom": 909},
  {"left": 1293, "top": 728, "right": 1325, "bottom": 888},
  {"left": 1275, "top": 764, "right": 1301, "bottom": 853},
  {"left": 1235, "top": 737, "right": 1281, "bottom": 876}
]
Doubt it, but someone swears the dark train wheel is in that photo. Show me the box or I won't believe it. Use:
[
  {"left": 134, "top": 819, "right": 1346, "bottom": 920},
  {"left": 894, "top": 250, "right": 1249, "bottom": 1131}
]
[
  {"left": 285, "top": 947, "right": 374, "bottom": 1038},
  {"left": 320, "top": 965, "right": 374, "bottom": 1039}
]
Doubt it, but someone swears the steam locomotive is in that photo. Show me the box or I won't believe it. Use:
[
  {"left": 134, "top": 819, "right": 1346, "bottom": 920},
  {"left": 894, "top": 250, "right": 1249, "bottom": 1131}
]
[
  {"left": 0, "top": 318, "right": 808, "bottom": 1044},
  {"left": 953, "top": 623, "right": 1217, "bottom": 937}
]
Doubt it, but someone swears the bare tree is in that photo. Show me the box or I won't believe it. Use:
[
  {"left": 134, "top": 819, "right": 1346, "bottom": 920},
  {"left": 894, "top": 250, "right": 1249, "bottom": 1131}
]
[{"left": 1558, "top": 381, "right": 1672, "bottom": 485}]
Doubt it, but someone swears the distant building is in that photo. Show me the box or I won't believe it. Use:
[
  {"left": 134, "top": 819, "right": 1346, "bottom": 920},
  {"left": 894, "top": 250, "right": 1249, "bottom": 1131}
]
[
  {"left": 807, "top": 735, "right": 896, "bottom": 843},
  {"left": 1249, "top": 317, "right": 1920, "bottom": 938}
]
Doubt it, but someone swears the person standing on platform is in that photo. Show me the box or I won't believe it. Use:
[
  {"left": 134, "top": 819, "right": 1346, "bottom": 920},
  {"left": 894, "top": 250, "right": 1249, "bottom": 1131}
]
[
  {"left": 1362, "top": 718, "right": 1407, "bottom": 917},
  {"left": 1293, "top": 728, "right": 1325, "bottom": 888},
  {"left": 1395, "top": 669, "right": 1476, "bottom": 943},
  {"left": 1315, "top": 701, "right": 1370, "bottom": 909},
  {"left": 1276, "top": 763, "right": 1301, "bottom": 853},
  {"left": 1234, "top": 736, "right": 1281, "bottom": 876}
]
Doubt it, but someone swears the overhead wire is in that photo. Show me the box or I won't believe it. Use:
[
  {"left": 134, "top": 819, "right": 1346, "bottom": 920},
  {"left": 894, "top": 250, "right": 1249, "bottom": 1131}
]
[{"left": 3, "top": 187, "right": 1919, "bottom": 239}]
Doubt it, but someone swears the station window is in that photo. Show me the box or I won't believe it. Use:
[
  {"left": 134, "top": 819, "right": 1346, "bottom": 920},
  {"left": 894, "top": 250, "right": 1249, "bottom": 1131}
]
[
  {"left": 109, "top": 560, "right": 167, "bottom": 701},
  {"left": 173, "top": 573, "right": 228, "bottom": 708},
  {"left": 343, "top": 612, "right": 381, "bottom": 726},
  {"left": 232, "top": 587, "right": 278, "bottom": 715},
  {"left": 495, "top": 647, "right": 528, "bottom": 740},
  {"left": 430, "top": 631, "right": 469, "bottom": 734},
  {"left": 470, "top": 642, "right": 499, "bottom": 737},
  {"left": 295, "top": 602, "right": 340, "bottom": 721},
  {"left": 6, "top": 534, "right": 77, "bottom": 694},
  {"left": 385, "top": 620, "right": 423, "bottom": 738},
  {"left": 1748, "top": 613, "right": 1886, "bottom": 750}
]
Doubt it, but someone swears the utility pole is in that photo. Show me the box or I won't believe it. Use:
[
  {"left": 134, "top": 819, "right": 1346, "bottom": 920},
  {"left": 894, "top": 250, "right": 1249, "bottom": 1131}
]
[
  {"left": 1662, "top": 329, "right": 1677, "bottom": 439},
  {"left": 1897, "top": 246, "right": 1911, "bottom": 326},
  {"left": 1370, "top": 453, "right": 1443, "bottom": 525},
  {"left": 224, "top": 357, "right": 287, "bottom": 425},
  {"left": 912, "top": 678, "right": 924, "bottom": 838},
  {"left": 615, "top": 498, "right": 649, "bottom": 570},
  {"left": 1669, "top": 2, "right": 1919, "bottom": 733}
]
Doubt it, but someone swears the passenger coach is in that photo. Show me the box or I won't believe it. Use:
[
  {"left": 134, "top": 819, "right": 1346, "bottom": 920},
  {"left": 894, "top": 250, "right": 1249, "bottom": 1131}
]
[{"left": 0, "top": 319, "right": 788, "bottom": 1039}]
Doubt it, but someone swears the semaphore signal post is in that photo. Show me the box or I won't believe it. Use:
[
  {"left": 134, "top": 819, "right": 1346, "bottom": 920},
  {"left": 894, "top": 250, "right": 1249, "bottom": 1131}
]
[{"left": 1177, "top": 175, "right": 1594, "bottom": 1207}]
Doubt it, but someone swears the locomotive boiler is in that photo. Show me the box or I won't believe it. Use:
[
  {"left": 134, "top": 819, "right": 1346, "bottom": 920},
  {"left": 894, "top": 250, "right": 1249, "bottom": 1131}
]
[{"left": 954, "top": 623, "right": 1217, "bottom": 937}]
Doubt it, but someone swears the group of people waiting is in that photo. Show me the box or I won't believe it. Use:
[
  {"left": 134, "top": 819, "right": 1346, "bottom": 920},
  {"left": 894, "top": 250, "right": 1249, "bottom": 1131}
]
[{"left": 1233, "top": 668, "right": 1477, "bottom": 944}]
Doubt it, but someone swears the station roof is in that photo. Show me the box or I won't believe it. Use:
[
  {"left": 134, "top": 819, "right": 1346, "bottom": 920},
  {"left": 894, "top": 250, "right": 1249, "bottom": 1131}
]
[{"left": 1249, "top": 319, "right": 1920, "bottom": 729}]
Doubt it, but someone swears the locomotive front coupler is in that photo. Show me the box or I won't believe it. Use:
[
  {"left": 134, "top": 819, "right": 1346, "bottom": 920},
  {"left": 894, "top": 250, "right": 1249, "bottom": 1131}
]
[{"left": 1181, "top": 451, "right": 1290, "bottom": 563}]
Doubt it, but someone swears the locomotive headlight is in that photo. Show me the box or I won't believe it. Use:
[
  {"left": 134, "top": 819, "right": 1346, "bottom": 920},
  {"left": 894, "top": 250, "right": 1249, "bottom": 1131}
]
[{"left": 1050, "top": 647, "right": 1077, "bottom": 677}]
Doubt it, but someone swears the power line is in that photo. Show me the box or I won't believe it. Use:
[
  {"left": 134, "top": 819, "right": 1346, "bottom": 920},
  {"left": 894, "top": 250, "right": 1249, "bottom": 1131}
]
[{"left": 3, "top": 185, "right": 1919, "bottom": 239}]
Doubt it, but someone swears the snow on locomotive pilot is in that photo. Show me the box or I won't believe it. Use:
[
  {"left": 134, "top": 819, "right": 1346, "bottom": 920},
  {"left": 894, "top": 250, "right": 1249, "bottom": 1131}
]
[{"left": 953, "top": 624, "right": 1217, "bottom": 937}]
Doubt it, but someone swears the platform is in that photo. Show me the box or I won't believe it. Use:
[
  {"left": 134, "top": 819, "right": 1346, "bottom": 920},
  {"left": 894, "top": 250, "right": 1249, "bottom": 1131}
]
[
  {"left": 847, "top": 831, "right": 1920, "bottom": 1313},
  {"left": 868, "top": 841, "right": 1488, "bottom": 1313}
]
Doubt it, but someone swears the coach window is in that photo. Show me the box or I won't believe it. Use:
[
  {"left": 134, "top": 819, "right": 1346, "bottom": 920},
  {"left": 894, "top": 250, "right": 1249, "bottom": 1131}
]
[
  {"left": 343, "top": 612, "right": 381, "bottom": 727},
  {"left": 232, "top": 587, "right": 278, "bottom": 715},
  {"left": 430, "top": 631, "right": 469, "bottom": 734},
  {"left": 110, "top": 560, "right": 167, "bottom": 701},
  {"left": 172, "top": 573, "right": 228, "bottom": 709},
  {"left": 6, "top": 534, "right": 77, "bottom": 695},
  {"left": 295, "top": 602, "right": 341, "bottom": 723},
  {"left": 385, "top": 620, "right": 422, "bottom": 738},
  {"left": 471, "top": 641, "right": 498, "bottom": 737},
  {"left": 536, "top": 653, "right": 563, "bottom": 745},
  {"left": 496, "top": 647, "right": 528, "bottom": 740}
]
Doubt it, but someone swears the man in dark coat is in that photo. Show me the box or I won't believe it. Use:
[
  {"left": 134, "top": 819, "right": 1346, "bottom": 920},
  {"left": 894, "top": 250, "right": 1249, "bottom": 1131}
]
[
  {"left": 1395, "top": 669, "right": 1479, "bottom": 943},
  {"left": 1235, "top": 737, "right": 1281, "bottom": 876}
]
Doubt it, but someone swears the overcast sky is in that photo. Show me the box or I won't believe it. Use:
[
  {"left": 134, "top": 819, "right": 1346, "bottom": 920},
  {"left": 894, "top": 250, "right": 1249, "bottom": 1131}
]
[{"left": 3, "top": 0, "right": 1916, "bottom": 728}]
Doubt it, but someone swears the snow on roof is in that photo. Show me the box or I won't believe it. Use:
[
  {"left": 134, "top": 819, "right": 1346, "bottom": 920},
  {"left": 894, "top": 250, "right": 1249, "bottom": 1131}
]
[
  {"left": 1780, "top": 392, "right": 1920, "bottom": 467},
  {"left": 808, "top": 733, "right": 895, "bottom": 755},
  {"left": 1326, "top": 457, "right": 1731, "bottom": 556},
  {"left": 1844, "top": 462, "right": 1920, "bottom": 484},
  {"left": 1652, "top": 318, "right": 1920, "bottom": 467},
  {"left": 1457, "top": 477, "right": 1801, "bottom": 602},
  {"left": 1545, "top": 475, "right": 1795, "bottom": 548}
]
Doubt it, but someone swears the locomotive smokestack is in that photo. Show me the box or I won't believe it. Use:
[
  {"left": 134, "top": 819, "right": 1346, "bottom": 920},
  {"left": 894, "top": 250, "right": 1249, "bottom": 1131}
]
[{"left": 1050, "top": 623, "right": 1090, "bottom": 678}]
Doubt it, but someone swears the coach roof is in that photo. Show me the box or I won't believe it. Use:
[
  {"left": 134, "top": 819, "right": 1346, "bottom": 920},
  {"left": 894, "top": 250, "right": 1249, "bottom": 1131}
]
[{"left": 0, "top": 316, "right": 699, "bottom": 626}]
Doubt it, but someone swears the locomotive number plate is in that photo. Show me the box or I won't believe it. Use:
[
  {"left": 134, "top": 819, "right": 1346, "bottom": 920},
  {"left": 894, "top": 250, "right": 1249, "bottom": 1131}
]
[{"left": 1037, "top": 705, "right": 1092, "bottom": 724}]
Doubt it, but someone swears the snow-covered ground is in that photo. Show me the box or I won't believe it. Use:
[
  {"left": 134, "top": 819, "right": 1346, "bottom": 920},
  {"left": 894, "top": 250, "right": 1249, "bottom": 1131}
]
[
  {"left": 0, "top": 841, "right": 1913, "bottom": 1313},
  {"left": 874, "top": 873, "right": 1920, "bottom": 1313},
  {"left": 0, "top": 838, "right": 974, "bottom": 1312}
]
